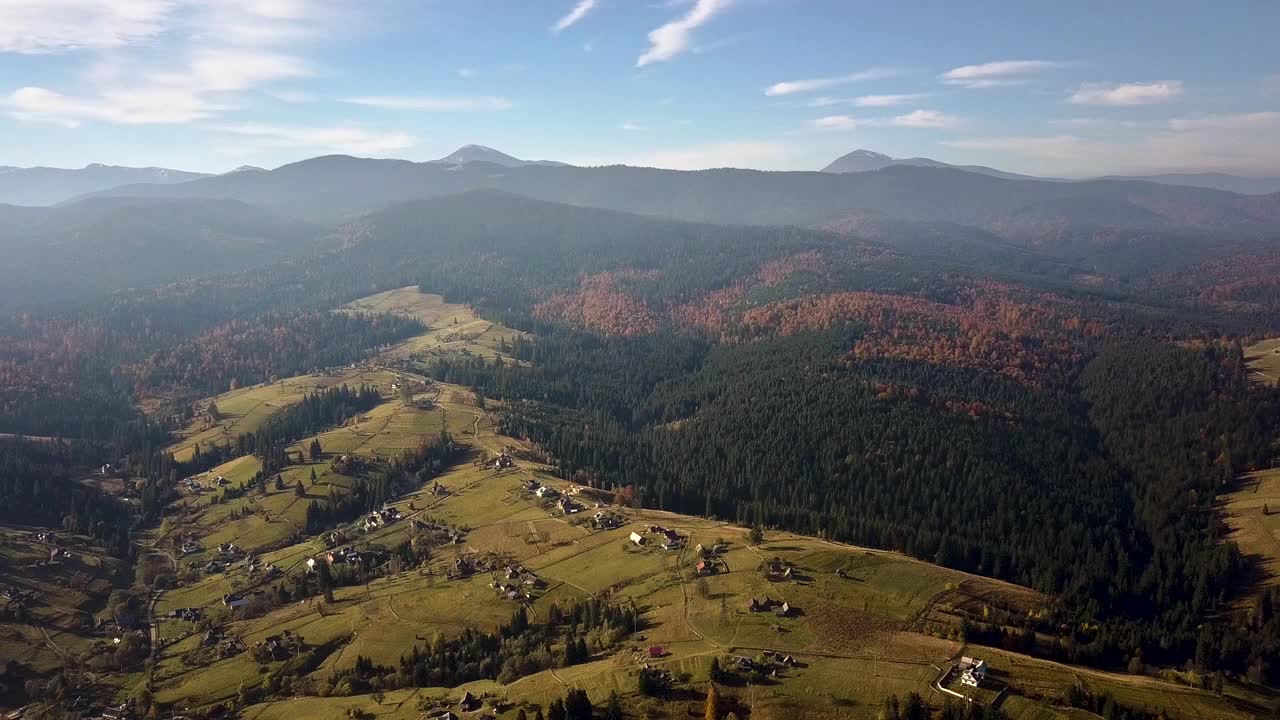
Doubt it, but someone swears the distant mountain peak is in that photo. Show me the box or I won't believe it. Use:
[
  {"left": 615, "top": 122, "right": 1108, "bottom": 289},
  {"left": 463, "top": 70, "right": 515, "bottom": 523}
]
[
  {"left": 848, "top": 149, "right": 892, "bottom": 160},
  {"left": 822, "top": 149, "right": 1038, "bottom": 181},
  {"left": 229, "top": 165, "right": 266, "bottom": 174},
  {"left": 429, "top": 145, "right": 571, "bottom": 169}
]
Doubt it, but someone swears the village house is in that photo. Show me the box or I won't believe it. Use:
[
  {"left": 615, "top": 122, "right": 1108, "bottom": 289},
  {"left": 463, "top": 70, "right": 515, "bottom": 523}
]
[
  {"left": 459, "top": 692, "right": 481, "bottom": 712},
  {"left": 773, "top": 601, "right": 793, "bottom": 618},
  {"left": 592, "top": 511, "right": 623, "bottom": 529},
  {"left": 958, "top": 657, "right": 987, "bottom": 687},
  {"left": 695, "top": 560, "right": 714, "bottom": 575},
  {"left": 535, "top": 485, "right": 559, "bottom": 499},
  {"left": 630, "top": 531, "right": 646, "bottom": 546}
]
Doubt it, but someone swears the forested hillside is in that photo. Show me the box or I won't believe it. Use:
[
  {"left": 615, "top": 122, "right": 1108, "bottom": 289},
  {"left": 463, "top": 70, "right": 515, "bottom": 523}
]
[{"left": 0, "top": 189, "right": 1277, "bottom": 699}]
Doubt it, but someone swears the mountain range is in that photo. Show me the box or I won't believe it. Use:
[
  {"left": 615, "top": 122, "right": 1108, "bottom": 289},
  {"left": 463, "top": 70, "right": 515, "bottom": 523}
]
[
  {"left": 0, "top": 163, "right": 210, "bottom": 206},
  {"left": 823, "top": 149, "right": 1280, "bottom": 194}
]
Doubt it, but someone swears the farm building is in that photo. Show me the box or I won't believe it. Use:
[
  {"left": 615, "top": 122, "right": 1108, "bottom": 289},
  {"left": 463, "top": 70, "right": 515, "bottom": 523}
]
[
  {"left": 630, "top": 531, "right": 646, "bottom": 545},
  {"left": 958, "top": 657, "right": 987, "bottom": 687}
]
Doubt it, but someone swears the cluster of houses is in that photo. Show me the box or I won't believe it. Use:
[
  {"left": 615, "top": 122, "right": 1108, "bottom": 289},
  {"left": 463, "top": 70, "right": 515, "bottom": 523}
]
[
  {"left": 728, "top": 650, "right": 799, "bottom": 675},
  {"left": 629, "top": 525, "right": 686, "bottom": 551},
  {"left": 254, "top": 629, "right": 303, "bottom": 661},
  {"left": 482, "top": 451, "right": 515, "bottom": 471},
  {"left": 179, "top": 539, "right": 202, "bottom": 555},
  {"left": 421, "top": 689, "right": 500, "bottom": 720},
  {"left": 197, "top": 542, "right": 246, "bottom": 575},
  {"left": 747, "top": 597, "right": 796, "bottom": 617},
  {"left": 409, "top": 518, "right": 466, "bottom": 546},
  {"left": 591, "top": 510, "right": 624, "bottom": 530},
  {"left": 307, "top": 545, "right": 388, "bottom": 570},
  {"left": 30, "top": 531, "right": 56, "bottom": 544},
  {"left": 201, "top": 628, "right": 244, "bottom": 658},
  {"left": 182, "top": 476, "right": 204, "bottom": 493},
  {"left": 361, "top": 506, "right": 403, "bottom": 532},
  {"left": 489, "top": 565, "right": 546, "bottom": 601},
  {"left": 957, "top": 656, "right": 988, "bottom": 687}
]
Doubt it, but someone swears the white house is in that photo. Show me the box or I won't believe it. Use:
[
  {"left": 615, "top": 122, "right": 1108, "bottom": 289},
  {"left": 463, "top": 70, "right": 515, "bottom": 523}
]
[
  {"left": 958, "top": 657, "right": 987, "bottom": 687},
  {"left": 630, "top": 531, "right": 645, "bottom": 546}
]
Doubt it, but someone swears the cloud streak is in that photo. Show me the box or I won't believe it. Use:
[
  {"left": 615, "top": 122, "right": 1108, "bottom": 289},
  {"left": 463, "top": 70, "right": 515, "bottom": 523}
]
[
  {"left": 213, "top": 122, "right": 418, "bottom": 155},
  {"left": 637, "top": 0, "right": 733, "bottom": 67},
  {"left": 342, "top": 95, "right": 513, "bottom": 111},
  {"left": 0, "top": 0, "right": 176, "bottom": 54},
  {"left": 941, "top": 60, "right": 1061, "bottom": 88},
  {"left": 1068, "top": 81, "right": 1183, "bottom": 105},
  {"left": 552, "top": 0, "right": 597, "bottom": 33},
  {"left": 764, "top": 68, "right": 899, "bottom": 96},
  {"left": 813, "top": 109, "right": 961, "bottom": 131},
  {"left": 1168, "top": 111, "right": 1278, "bottom": 131}
]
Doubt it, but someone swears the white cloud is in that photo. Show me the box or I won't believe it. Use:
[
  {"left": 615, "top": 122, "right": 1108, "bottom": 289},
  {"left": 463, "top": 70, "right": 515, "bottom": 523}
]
[
  {"left": 213, "top": 122, "right": 418, "bottom": 155},
  {"left": 636, "top": 0, "right": 733, "bottom": 67},
  {"left": 552, "top": 0, "right": 598, "bottom": 33},
  {"left": 2, "top": 0, "right": 335, "bottom": 127},
  {"left": 1167, "top": 111, "right": 1278, "bottom": 131},
  {"left": 941, "top": 60, "right": 1061, "bottom": 88},
  {"left": 4, "top": 85, "right": 222, "bottom": 126},
  {"left": 855, "top": 93, "right": 926, "bottom": 107},
  {"left": 0, "top": 0, "right": 176, "bottom": 54},
  {"left": 813, "top": 115, "right": 863, "bottom": 130},
  {"left": 1068, "top": 81, "right": 1182, "bottom": 106},
  {"left": 891, "top": 109, "right": 960, "bottom": 128},
  {"left": 812, "top": 109, "right": 960, "bottom": 131},
  {"left": 621, "top": 122, "right": 646, "bottom": 131},
  {"left": 765, "top": 68, "right": 898, "bottom": 96},
  {"left": 342, "top": 95, "right": 513, "bottom": 111}
]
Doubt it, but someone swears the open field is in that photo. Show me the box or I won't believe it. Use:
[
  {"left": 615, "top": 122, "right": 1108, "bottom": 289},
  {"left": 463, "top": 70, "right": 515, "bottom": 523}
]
[
  {"left": 341, "top": 286, "right": 528, "bottom": 364},
  {"left": 0, "top": 525, "right": 131, "bottom": 677},
  {"left": 1247, "top": 338, "right": 1280, "bottom": 387},
  {"left": 18, "top": 296, "right": 1248, "bottom": 718},
  {"left": 135, "top": 381, "right": 1253, "bottom": 720},
  {"left": 165, "top": 368, "right": 403, "bottom": 462},
  {"left": 1224, "top": 467, "right": 1280, "bottom": 598}
]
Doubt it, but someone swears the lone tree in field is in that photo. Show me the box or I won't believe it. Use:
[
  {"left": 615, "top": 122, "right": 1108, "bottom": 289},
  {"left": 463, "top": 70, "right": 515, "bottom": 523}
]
[
  {"left": 207, "top": 402, "right": 222, "bottom": 423},
  {"left": 274, "top": 474, "right": 285, "bottom": 491},
  {"left": 749, "top": 526, "right": 764, "bottom": 546},
  {"left": 310, "top": 467, "right": 318, "bottom": 485},
  {"left": 294, "top": 480, "right": 306, "bottom": 497},
  {"left": 704, "top": 683, "right": 722, "bottom": 720},
  {"left": 310, "top": 438, "right": 323, "bottom": 461}
]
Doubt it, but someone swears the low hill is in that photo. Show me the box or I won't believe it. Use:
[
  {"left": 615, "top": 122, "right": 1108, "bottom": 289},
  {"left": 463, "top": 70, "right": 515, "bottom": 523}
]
[
  {"left": 0, "top": 196, "right": 317, "bottom": 308},
  {"left": 0, "top": 163, "right": 208, "bottom": 206},
  {"left": 822, "top": 148, "right": 1040, "bottom": 181}
]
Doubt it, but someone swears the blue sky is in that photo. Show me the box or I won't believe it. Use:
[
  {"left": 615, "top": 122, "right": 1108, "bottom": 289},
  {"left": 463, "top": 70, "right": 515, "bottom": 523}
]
[{"left": 1, "top": 0, "right": 1278, "bottom": 177}]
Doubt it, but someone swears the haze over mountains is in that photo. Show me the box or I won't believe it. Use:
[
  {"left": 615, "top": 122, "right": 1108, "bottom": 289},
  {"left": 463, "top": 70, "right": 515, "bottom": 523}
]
[{"left": 0, "top": 163, "right": 210, "bottom": 206}]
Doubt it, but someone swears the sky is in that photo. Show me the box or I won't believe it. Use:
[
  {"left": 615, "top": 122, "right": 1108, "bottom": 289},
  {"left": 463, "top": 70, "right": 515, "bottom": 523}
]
[{"left": 1, "top": 0, "right": 1278, "bottom": 177}]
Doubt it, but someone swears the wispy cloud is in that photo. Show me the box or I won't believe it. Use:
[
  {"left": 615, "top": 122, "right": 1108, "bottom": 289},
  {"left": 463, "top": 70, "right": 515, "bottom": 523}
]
[
  {"left": 813, "top": 115, "right": 864, "bottom": 130},
  {"left": 812, "top": 109, "right": 961, "bottom": 131},
  {"left": 213, "top": 122, "right": 418, "bottom": 155},
  {"left": 891, "top": 109, "right": 960, "bottom": 128},
  {"left": 637, "top": 0, "right": 733, "bottom": 67},
  {"left": 342, "top": 95, "right": 513, "bottom": 111},
  {"left": 0, "top": 0, "right": 176, "bottom": 54},
  {"left": 941, "top": 134, "right": 1102, "bottom": 161},
  {"left": 765, "top": 68, "right": 898, "bottom": 96},
  {"left": 1068, "top": 81, "right": 1182, "bottom": 105},
  {"left": 456, "top": 67, "right": 476, "bottom": 79},
  {"left": 2, "top": 1, "right": 332, "bottom": 127},
  {"left": 856, "top": 93, "right": 927, "bottom": 107},
  {"left": 552, "top": 0, "right": 598, "bottom": 33},
  {"left": 1168, "top": 111, "right": 1278, "bottom": 131},
  {"left": 941, "top": 60, "right": 1062, "bottom": 88},
  {"left": 621, "top": 122, "right": 646, "bottom": 131}
]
